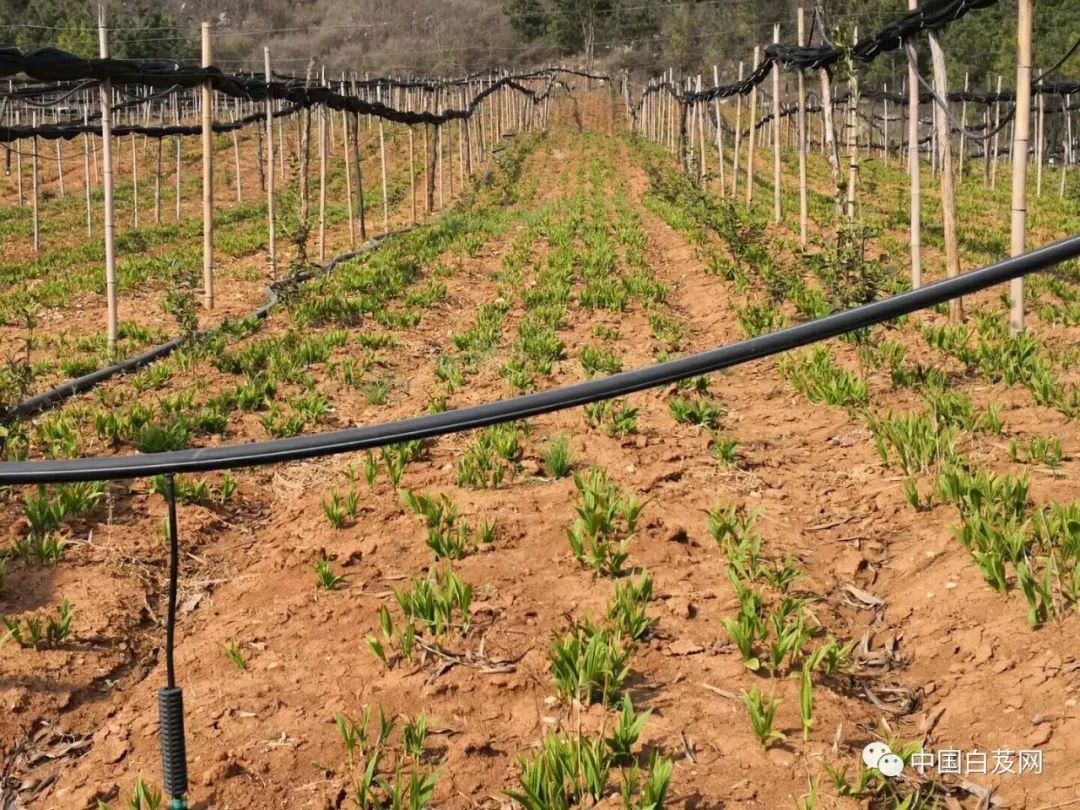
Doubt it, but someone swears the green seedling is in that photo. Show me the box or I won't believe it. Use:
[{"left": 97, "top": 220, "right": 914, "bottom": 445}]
[
  {"left": 223, "top": 636, "right": 246, "bottom": 670},
  {"left": 549, "top": 618, "right": 631, "bottom": 706},
  {"left": 542, "top": 434, "right": 574, "bottom": 478},
  {"left": 743, "top": 686, "right": 785, "bottom": 751},
  {"left": 314, "top": 556, "right": 345, "bottom": 590},
  {"left": 607, "top": 571, "right": 656, "bottom": 641}
]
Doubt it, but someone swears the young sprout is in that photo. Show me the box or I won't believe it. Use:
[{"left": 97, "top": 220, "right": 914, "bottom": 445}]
[{"left": 314, "top": 556, "right": 345, "bottom": 590}]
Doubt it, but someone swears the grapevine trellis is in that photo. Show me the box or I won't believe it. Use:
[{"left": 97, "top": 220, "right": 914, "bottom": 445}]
[{"left": 628, "top": 0, "right": 1078, "bottom": 333}]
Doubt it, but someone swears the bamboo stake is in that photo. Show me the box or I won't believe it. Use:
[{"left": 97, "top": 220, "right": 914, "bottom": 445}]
[
  {"left": 734, "top": 62, "right": 743, "bottom": 197},
  {"left": 353, "top": 111, "right": 367, "bottom": 241},
  {"left": 745, "top": 47, "right": 759, "bottom": 205},
  {"left": 845, "top": 28, "right": 858, "bottom": 222},
  {"left": 772, "top": 25, "right": 781, "bottom": 223},
  {"left": 409, "top": 126, "right": 417, "bottom": 224},
  {"left": 958, "top": 72, "right": 969, "bottom": 180},
  {"left": 15, "top": 109, "right": 23, "bottom": 207},
  {"left": 31, "top": 113, "right": 39, "bottom": 253},
  {"left": 318, "top": 103, "right": 327, "bottom": 262},
  {"left": 1009, "top": 0, "right": 1032, "bottom": 333},
  {"left": 928, "top": 28, "right": 961, "bottom": 321},
  {"left": 201, "top": 22, "right": 215, "bottom": 309},
  {"left": 343, "top": 110, "right": 355, "bottom": 247},
  {"left": 991, "top": 75, "right": 1002, "bottom": 190},
  {"left": 905, "top": 13, "right": 921, "bottom": 289},
  {"left": 1035, "top": 76, "right": 1044, "bottom": 198},
  {"left": 83, "top": 108, "right": 92, "bottom": 237},
  {"left": 174, "top": 96, "right": 182, "bottom": 221},
  {"left": 1062, "top": 93, "right": 1073, "bottom": 201},
  {"left": 713, "top": 65, "right": 725, "bottom": 197},
  {"left": 265, "top": 48, "right": 277, "bottom": 279},
  {"left": 797, "top": 6, "right": 808, "bottom": 245},
  {"left": 154, "top": 107, "right": 163, "bottom": 223},
  {"left": 131, "top": 132, "right": 138, "bottom": 227},
  {"left": 377, "top": 86, "right": 389, "bottom": 233},
  {"left": 99, "top": 5, "right": 118, "bottom": 350},
  {"left": 231, "top": 111, "right": 243, "bottom": 202},
  {"left": 819, "top": 67, "right": 841, "bottom": 217},
  {"left": 55, "top": 138, "right": 65, "bottom": 199},
  {"left": 883, "top": 83, "right": 890, "bottom": 167}
]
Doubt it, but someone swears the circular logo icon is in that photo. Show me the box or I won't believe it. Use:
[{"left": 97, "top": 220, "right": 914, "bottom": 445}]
[
  {"left": 862, "top": 742, "right": 904, "bottom": 778},
  {"left": 862, "top": 741, "right": 891, "bottom": 769},
  {"left": 877, "top": 753, "right": 904, "bottom": 778}
]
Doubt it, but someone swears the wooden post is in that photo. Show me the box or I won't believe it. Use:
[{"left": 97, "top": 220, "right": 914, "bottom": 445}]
[
  {"left": 772, "top": 25, "right": 782, "bottom": 223},
  {"left": 1035, "top": 77, "right": 1044, "bottom": 198},
  {"left": 231, "top": 111, "right": 243, "bottom": 202},
  {"left": 1062, "top": 93, "right": 1073, "bottom": 201},
  {"left": 201, "top": 21, "right": 214, "bottom": 309},
  {"left": 83, "top": 108, "right": 92, "bottom": 238},
  {"left": 377, "top": 86, "right": 389, "bottom": 233},
  {"left": 713, "top": 65, "right": 725, "bottom": 197},
  {"left": 991, "top": 75, "right": 1003, "bottom": 189},
  {"left": 958, "top": 72, "right": 969, "bottom": 180},
  {"left": 746, "top": 47, "right": 759, "bottom": 205},
  {"left": 343, "top": 110, "right": 355, "bottom": 247},
  {"left": 845, "top": 29, "right": 858, "bottom": 222},
  {"left": 732, "top": 62, "right": 743, "bottom": 198},
  {"left": 696, "top": 77, "right": 707, "bottom": 185},
  {"left": 265, "top": 47, "right": 277, "bottom": 279},
  {"left": 353, "top": 111, "right": 367, "bottom": 241},
  {"left": 906, "top": 19, "right": 922, "bottom": 289},
  {"left": 172, "top": 95, "right": 180, "bottom": 221},
  {"left": 409, "top": 126, "right": 417, "bottom": 224},
  {"left": 15, "top": 109, "right": 23, "bottom": 207},
  {"left": 99, "top": 6, "right": 118, "bottom": 350},
  {"left": 130, "top": 132, "right": 138, "bottom": 227},
  {"left": 883, "top": 83, "right": 890, "bottom": 168},
  {"left": 928, "top": 29, "right": 961, "bottom": 321},
  {"left": 54, "top": 138, "right": 65, "bottom": 199},
  {"left": 1009, "top": 0, "right": 1032, "bottom": 333},
  {"left": 318, "top": 102, "right": 327, "bottom": 262},
  {"left": 31, "top": 114, "right": 39, "bottom": 253},
  {"left": 154, "top": 107, "right": 163, "bottom": 224},
  {"left": 797, "top": 5, "right": 808, "bottom": 245},
  {"left": 820, "top": 67, "right": 841, "bottom": 216}
]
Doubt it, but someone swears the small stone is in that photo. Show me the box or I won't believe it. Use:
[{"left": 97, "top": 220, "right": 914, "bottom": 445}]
[
  {"left": 200, "top": 756, "right": 243, "bottom": 786},
  {"left": 666, "top": 639, "right": 705, "bottom": 656},
  {"left": 729, "top": 779, "right": 757, "bottom": 801},
  {"left": 1028, "top": 724, "right": 1053, "bottom": 747},
  {"left": 520, "top": 459, "right": 542, "bottom": 476},
  {"left": 667, "top": 525, "right": 689, "bottom": 544}
]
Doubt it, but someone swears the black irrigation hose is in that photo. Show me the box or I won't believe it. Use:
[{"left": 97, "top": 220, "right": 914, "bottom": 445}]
[
  {"left": 0, "top": 230, "right": 408, "bottom": 423},
  {"left": 1, "top": 233, "right": 1077, "bottom": 486}
]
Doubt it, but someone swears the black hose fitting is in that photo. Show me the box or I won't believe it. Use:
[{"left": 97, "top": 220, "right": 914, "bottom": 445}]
[{"left": 158, "top": 686, "right": 188, "bottom": 799}]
